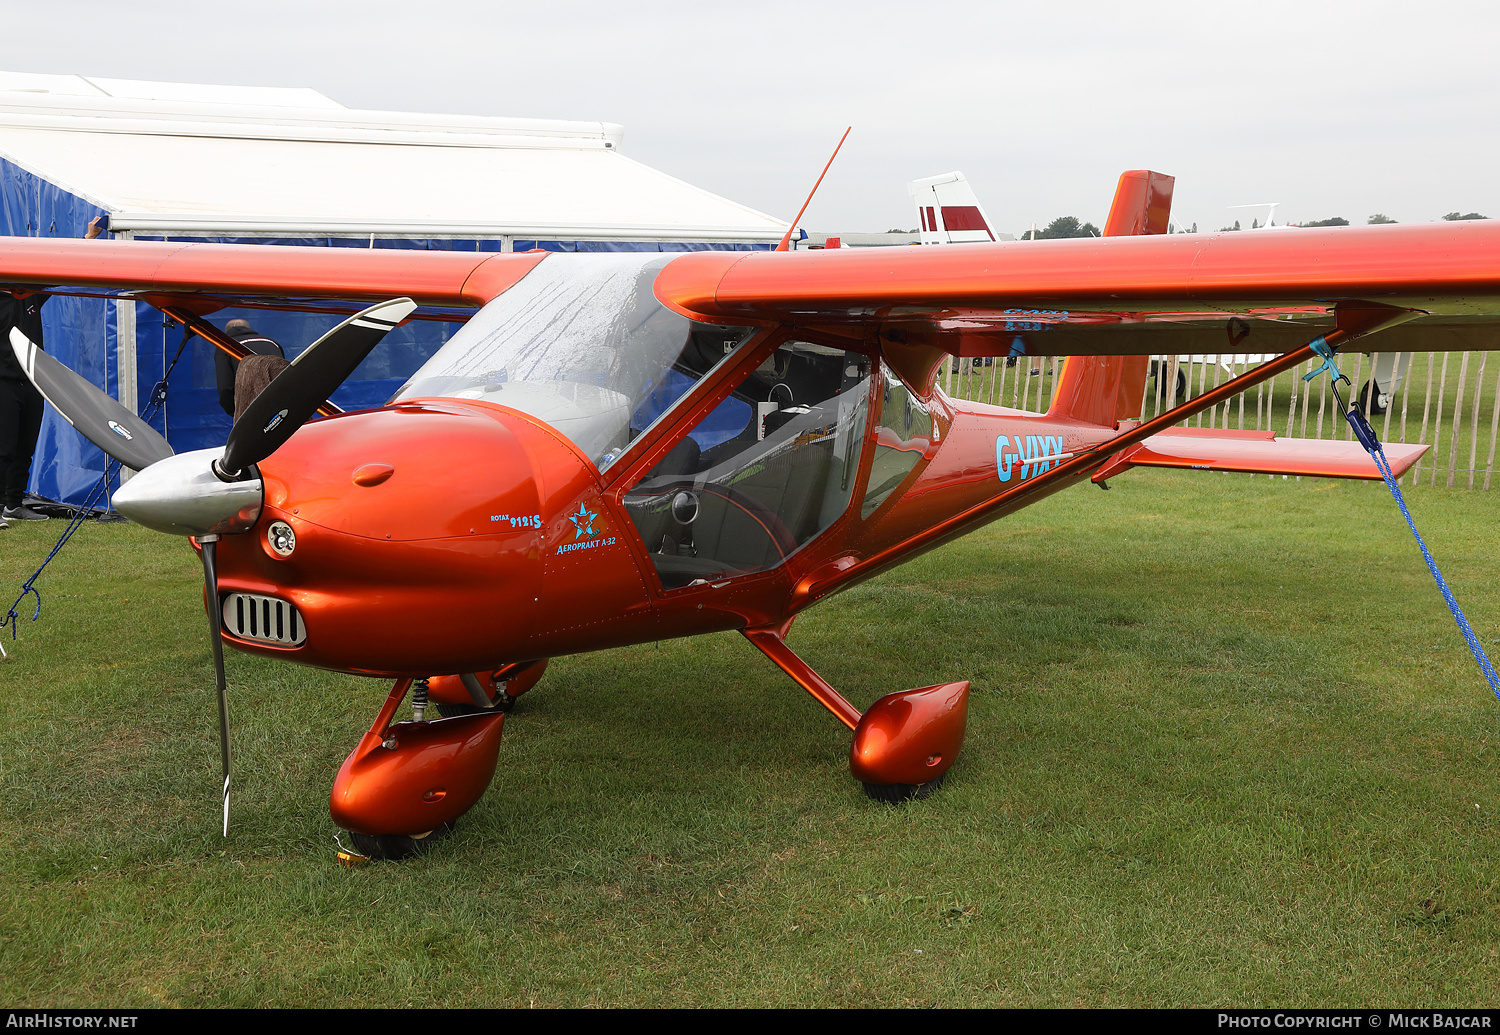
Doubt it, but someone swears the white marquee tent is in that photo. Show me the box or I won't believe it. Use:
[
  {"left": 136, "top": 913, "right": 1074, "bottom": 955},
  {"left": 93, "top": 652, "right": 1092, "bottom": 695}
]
[
  {"left": 0, "top": 72, "right": 788, "bottom": 505},
  {"left": 0, "top": 71, "right": 787, "bottom": 243}
]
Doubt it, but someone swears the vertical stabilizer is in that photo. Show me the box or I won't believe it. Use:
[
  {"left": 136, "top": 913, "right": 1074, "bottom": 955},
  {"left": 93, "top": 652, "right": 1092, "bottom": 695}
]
[
  {"left": 1102, "top": 169, "right": 1175, "bottom": 238},
  {"left": 1048, "top": 170, "right": 1174, "bottom": 426},
  {"left": 908, "top": 172, "right": 998, "bottom": 245}
]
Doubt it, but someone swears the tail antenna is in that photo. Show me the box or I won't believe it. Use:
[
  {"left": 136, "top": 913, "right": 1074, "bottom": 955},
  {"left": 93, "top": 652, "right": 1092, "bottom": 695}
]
[{"left": 775, "top": 127, "right": 852, "bottom": 252}]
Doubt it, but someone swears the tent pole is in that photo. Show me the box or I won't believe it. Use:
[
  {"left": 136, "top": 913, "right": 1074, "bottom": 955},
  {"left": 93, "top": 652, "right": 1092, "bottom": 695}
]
[{"left": 114, "top": 230, "right": 137, "bottom": 485}]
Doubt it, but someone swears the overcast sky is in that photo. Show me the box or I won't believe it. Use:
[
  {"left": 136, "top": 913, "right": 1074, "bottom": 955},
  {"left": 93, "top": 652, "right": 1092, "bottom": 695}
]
[{"left": 3, "top": 0, "right": 1497, "bottom": 236}]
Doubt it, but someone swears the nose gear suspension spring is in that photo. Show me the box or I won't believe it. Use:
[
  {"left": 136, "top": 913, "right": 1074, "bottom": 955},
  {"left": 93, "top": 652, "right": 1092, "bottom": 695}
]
[{"left": 411, "top": 678, "right": 429, "bottom": 723}]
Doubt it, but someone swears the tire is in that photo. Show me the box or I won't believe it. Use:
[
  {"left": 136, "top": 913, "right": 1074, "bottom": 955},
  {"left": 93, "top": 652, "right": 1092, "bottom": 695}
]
[
  {"left": 436, "top": 698, "right": 512, "bottom": 718},
  {"left": 1156, "top": 368, "right": 1187, "bottom": 403},
  {"left": 861, "top": 771, "right": 947, "bottom": 803},
  {"left": 437, "top": 702, "right": 483, "bottom": 718},
  {"left": 346, "top": 821, "right": 455, "bottom": 861},
  {"left": 1358, "top": 379, "right": 1388, "bottom": 416}
]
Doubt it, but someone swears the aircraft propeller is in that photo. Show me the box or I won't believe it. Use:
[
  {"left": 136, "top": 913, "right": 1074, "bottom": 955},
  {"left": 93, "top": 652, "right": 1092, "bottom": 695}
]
[
  {"left": 7, "top": 296, "right": 418, "bottom": 835},
  {"left": 218, "top": 299, "right": 416, "bottom": 478},
  {"left": 8, "top": 337, "right": 176, "bottom": 472}
]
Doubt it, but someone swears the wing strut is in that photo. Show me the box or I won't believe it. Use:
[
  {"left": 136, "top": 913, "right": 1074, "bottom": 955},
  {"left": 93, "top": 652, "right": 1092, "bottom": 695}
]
[
  {"left": 795, "top": 308, "right": 1421, "bottom": 613},
  {"left": 157, "top": 305, "right": 343, "bottom": 418}
]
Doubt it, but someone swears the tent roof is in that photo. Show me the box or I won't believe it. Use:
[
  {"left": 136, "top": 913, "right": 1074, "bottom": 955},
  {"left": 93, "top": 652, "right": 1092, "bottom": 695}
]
[{"left": 0, "top": 72, "right": 788, "bottom": 242}]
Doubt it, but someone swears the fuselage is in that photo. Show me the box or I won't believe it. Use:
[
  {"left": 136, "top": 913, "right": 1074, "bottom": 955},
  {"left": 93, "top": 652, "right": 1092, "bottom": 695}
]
[
  {"left": 201, "top": 251, "right": 1131, "bottom": 676},
  {"left": 212, "top": 385, "right": 1116, "bottom": 676}
]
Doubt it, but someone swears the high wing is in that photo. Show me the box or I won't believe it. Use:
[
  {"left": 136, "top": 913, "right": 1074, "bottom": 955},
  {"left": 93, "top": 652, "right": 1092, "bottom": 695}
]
[
  {"left": 0, "top": 236, "right": 547, "bottom": 309},
  {"left": 4, "top": 223, "right": 1498, "bottom": 358},
  {"left": 3, "top": 223, "right": 1498, "bottom": 457},
  {"left": 653, "top": 221, "right": 1500, "bottom": 372}
]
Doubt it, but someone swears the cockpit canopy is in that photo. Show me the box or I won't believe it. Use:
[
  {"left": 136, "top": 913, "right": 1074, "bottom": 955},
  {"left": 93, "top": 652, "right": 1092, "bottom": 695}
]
[
  {"left": 392, "top": 253, "right": 753, "bottom": 469},
  {"left": 394, "top": 251, "right": 886, "bottom": 589}
]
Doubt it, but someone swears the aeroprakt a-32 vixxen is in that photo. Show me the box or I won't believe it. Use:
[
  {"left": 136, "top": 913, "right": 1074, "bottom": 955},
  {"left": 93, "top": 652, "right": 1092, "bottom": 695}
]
[{"left": 6, "top": 170, "right": 1494, "bottom": 859}]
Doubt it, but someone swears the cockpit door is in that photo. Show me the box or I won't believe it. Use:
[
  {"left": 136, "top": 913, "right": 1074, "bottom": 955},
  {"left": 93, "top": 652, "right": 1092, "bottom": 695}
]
[{"left": 620, "top": 342, "right": 873, "bottom": 590}]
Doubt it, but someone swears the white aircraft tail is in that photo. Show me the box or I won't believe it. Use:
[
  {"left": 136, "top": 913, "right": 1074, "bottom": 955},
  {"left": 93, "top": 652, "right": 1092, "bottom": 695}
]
[{"left": 908, "top": 171, "right": 998, "bottom": 245}]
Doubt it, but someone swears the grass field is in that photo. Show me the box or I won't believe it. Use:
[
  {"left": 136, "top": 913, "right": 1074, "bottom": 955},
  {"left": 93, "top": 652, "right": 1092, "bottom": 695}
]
[{"left": 1, "top": 468, "right": 1498, "bottom": 1007}]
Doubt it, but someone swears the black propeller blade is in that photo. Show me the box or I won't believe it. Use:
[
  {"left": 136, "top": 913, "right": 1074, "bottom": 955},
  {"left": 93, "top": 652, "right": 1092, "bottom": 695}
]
[
  {"left": 197, "top": 535, "right": 233, "bottom": 837},
  {"left": 219, "top": 297, "right": 417, "bottom": 476},
  {"left": 8, "top": 328, "right": 175, "bottom": 472}
]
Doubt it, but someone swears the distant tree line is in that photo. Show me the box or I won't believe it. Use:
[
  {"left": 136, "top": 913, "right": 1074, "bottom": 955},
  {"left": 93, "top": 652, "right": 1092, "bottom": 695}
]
[
  {"left": 1198, "top": 212, "right": 1486, "bottom": 232},
  {"left": 1022, "top": 216, "right": 1101, "bottom": 239},
  {"left": 1010, "top": 210, "right": 1487, "bottom": 237}
]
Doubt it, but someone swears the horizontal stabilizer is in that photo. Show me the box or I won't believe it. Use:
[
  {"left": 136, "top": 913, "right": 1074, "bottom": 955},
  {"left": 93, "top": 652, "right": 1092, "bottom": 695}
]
[{"left": 1091, "top": 426, "right": 1429, "bottom": 483}]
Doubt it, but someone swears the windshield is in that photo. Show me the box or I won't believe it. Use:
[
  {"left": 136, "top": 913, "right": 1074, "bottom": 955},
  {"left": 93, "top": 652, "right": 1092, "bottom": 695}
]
[{"left": 392, "top": 253, "right": 753, "bottom": 468}]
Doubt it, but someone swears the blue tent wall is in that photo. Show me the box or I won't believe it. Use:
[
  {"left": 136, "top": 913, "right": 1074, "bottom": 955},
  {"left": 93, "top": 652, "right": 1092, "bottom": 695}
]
[
  {"left": 0, "top": 167, "right": 772, "bottom": 507},
  {"left": 0, "top": 157, "right": 114, "bottom": 506}
]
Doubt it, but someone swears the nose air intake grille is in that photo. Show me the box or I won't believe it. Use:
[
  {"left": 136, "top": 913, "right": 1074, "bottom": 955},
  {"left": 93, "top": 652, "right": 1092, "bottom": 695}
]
[{"left": 221, "top": 592, "right": 306, "bottom": 646}]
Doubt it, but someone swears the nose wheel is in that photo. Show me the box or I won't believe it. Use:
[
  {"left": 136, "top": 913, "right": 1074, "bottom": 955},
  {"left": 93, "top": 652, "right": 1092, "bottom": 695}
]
[
  {"left": 862, "top": 771, "right": 948, "bottom": 803},
  {"left": 345, "top": 822, "right": 456, "bottom": 862},
  {"left": 330, "top": 677, "right": 509, "bottom": 861}
]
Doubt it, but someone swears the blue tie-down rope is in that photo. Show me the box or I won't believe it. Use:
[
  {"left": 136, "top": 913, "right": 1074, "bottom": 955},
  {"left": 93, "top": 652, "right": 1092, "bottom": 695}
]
[
  {"left": 1333, "top": 378, "right": 1500, "bottom": 703},
  {"left": 2, "top": 329, "right": 192, "bottom": 656},
  {"left": 0, "top": 459, "right": 118, "bottom": 654}
]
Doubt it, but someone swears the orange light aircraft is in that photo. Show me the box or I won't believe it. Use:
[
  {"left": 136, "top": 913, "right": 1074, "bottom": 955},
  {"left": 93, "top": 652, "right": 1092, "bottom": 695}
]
[{"left": 4, "top": 170, "right": 1489, "bottom": 860}]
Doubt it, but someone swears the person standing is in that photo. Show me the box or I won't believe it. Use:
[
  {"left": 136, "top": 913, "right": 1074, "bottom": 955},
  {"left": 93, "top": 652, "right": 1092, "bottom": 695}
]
[
  {"left": 215, "top": 319, "right": 286, "bottom": 417},
  {"left": 0, "top": 290, "right": 51, "bottom": 521},
  {"left": 0, "top": 217, "right": 105, "bottom": 524}
]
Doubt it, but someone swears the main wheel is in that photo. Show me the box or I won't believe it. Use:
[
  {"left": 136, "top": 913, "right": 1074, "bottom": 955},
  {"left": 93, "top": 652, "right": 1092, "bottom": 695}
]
[
  {"left": 1155, "top": 367, "right": 1187, "bottom": 403},
  {"left": 346, "top": 822, "right": 455, "bottom": 861},
  {"left": 861, "top": 771, "right": 947, "bottom": 803},
  {"left": 1358, "top": 379, "right": 1388, "bottom": 416},
  {"left": 437, "top": 700, "right": 506, "bottom": 718}
]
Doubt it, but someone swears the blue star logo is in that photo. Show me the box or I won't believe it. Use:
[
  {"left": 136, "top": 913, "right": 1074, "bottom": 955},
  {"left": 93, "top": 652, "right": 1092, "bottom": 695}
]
[{"left": 568, "top": 503, "right": 598, "bottom": 540}]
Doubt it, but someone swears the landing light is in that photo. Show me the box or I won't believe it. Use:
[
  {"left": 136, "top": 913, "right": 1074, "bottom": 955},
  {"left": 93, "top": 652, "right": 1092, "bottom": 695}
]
[{"left": 267, "top": 521, "right": 296, "bottom": 557}]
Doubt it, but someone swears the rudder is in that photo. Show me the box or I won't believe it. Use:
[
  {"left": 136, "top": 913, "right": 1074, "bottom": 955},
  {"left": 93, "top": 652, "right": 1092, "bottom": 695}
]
[{"left": 1048, "top": 170, "right": 1175, "bottom": 426}]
